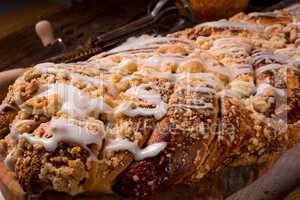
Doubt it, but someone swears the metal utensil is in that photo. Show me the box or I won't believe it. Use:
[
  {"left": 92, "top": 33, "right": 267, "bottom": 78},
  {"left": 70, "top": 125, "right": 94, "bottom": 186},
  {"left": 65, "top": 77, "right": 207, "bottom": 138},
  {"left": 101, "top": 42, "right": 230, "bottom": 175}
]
[{"left": 45, "top": 0, "right": 198, "bottom": 63}]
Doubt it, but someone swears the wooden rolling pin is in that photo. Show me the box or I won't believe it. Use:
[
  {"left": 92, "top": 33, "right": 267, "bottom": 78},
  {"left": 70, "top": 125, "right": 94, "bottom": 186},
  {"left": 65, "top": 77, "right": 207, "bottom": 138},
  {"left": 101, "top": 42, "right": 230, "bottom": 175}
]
[{"left": 226, "top": 145, "right": 300, "bottom": 200}]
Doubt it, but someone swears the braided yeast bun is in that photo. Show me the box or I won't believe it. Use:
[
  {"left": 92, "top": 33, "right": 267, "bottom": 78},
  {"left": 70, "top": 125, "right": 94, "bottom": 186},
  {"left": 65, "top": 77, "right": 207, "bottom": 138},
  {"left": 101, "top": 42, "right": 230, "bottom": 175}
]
[{"left": 0, "top": 5, "right": 300, "bottom": 198}]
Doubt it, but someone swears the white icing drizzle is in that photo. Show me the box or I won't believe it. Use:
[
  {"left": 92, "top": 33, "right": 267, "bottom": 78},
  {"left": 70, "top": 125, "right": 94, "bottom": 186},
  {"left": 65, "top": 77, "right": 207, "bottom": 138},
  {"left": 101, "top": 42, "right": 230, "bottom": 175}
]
[
  {"left": 213, "top": 36, "right": 275, "bottom": 50},
  {"left": 256, "top": 83, "right": 285, "bottom": 96},
  {"left": 133, "top": 71, "right": 224, "bottom": 91},
  {"left": 108, "top": 58, "right": 137, "bottom": 74},
  {"left": 231, "top": 67, "right": 253, "bottom": 77},
  {"left": 105, "top": 139, "right": 167, "bottom": 161},
  {"left": 175, "top": 73, "right": 224, "bottom": 90},
  {"left": 274, "top": 48, "right": 300, "bottom": 58},
  {"left": 176, "top": 86, "right": 215, "bottom": 94},
  {"left": 107, "top": 35, "right": 194, "bottom": 55},
  {"left": 199, "top": 56, "right": 233, "bottom": 77},
  {"left": 213, "top": 37, "right": 249, "bottom": 48},
  {"left": 230, "top": 64, "right": 253, "bottom": 78},
  {"left": 173, "top": 87, "right": 215, "bottom": 110},
  {"left": 141, "top": 54, "right": 184, "bottom": 68},
  {"left": 34, "top": 83, "right": 112, "bottom": 118},
  {"left": 222, "top": 80, "right": 255, "bottom": 98},
  {"left": 252, "top": 52, "right": 300, "bottom": 67},
  {"left": 197, "top": 19, "right": 264, "bottom": 32},
  {"left": 248, "top": 11, "right": 277, "bottom": 18},
  {"left": 212, "top": 37, "right": 251, "bottom": 49},
  {"left": 172, "top": 102, "right": 214, "bottom": 110},
  {"left": 125, "top": 84, "right": 159, "bottom": 101},
  {"left": 134, "top": 70, "right": 174, "bottom": 80},
  {"left": 21, "top": 118, "right": 104, "bottom": 151},
  {"left": 131, "top": 53, "right": 204, "bottom": 73},
  {"left": 251, "top": 38, "right": 278, "bottom": 48},
  {"left": 210, "top": 38, "right": 251, "bottom": 57},
  {"left": 116, "top": 84, "right": 168, "bottom": 120},
  {"left": 288, "top": 22, "right": 300, "bottom": 29},
  {"left": 92, "top": 53, "right": 197, "bottom": 76},
  {"left": 275, "top": 47, "right": 299, "bottom": 53},
  {"left": 210, "top": 47, "right": 249, "bottom": 57},
  {"left": 256, "top": 64, "right": 281, "bottom": 74},
  {"left": 256, "top": 64, "right": 300, "bottom": 74},
  {"left": 108, "top": 35, "right": 161, "bottom": 53},
  {"left": 118, "top": 58, "right": 137, "bottom": 69},
  {"left": 35, "top": 63, "right": 117, "bottom": 96},
  {"left": 5, "top": 117, "right": 105, "bottom": 168},
  {"left": 116, "top": 102, "right": 167, "bottom": 120},
  {"left": 206, "top": 66, "right": 232, "bottom": 77},
  {"left": 285, "top": 3, "right": 300, "bottom": 14},
  {"left": 9, "top": 120, "right": 36, "bottom": 142}
]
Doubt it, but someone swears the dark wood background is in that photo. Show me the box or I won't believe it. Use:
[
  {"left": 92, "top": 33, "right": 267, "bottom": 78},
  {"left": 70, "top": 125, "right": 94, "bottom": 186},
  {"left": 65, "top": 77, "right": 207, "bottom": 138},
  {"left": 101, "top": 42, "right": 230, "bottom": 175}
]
[
  {"left": 0, "top": 0, "right": 294, "bottom": 71},
  {"left": 0, "top": 0, "right": 149, "bottom": 71}
]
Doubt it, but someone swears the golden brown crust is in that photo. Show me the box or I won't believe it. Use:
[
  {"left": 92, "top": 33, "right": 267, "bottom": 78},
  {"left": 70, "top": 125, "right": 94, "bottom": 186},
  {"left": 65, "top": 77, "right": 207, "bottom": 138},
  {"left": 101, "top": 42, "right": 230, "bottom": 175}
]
[
  {"left": 0, "top": 110, "right": 18, "bottom": 139},
  {"left": 114, "top": 75, "right": 220, "bottom": 196},
  {"left": 15, "top": 141, "right": 50, "bottom": 196},
  {"left": 220, "top": 97, "right": 287, "bottom": 166}
]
